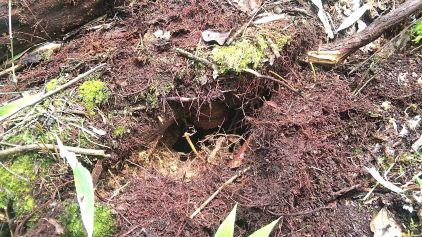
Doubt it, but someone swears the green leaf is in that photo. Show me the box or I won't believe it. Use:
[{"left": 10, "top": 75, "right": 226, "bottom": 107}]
[
  {"left": 248, "top": 218, "right": 280, "bottom": 237},
  {"left": 56, "top": 135, "right": 95, "bottom": 237},
  {"left": 0, "top": 93, "right": 42, "bottom": 118},
  {"left": 214, "top": 203, "right": 238, "bottom": 237}
]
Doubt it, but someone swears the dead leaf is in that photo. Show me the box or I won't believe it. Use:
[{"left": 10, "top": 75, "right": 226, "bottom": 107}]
[
  {"left": 232, "top": 0, "right": 262, "bottom": 14},
  {"left": 201, "top": 30, "right": 231, "bottom": 45},
  {"left": 370, "top": 208, "right": 402, "bottom": 237},
  {"left": 336, "top": 4, "right": 369, "bottom": 32},
  {"left": 228, "top": 135, "right": 253, "bottom": 169},
  {"left": 310, "top": 0, "right": 334, "bottom": 38},
  {"left": 47, "top": 218, "right": 65, "bottom": 235},
  {"left": 253, "top": 14, "right": 287, "bottom": 25}
]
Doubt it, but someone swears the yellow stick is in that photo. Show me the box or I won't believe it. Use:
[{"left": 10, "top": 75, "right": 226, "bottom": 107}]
[{"left": 183, "top": 132, "right": 204, "bottom": 161}]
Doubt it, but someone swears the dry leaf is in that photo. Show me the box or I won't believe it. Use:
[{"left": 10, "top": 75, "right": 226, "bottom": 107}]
[
  {"left": 370, "top": 208, "right": 402, "bottom": 237},
  {"left": 336, "top": 4, "right": 369, "bottom": 32},
  {"left": 201, "top": 30, "right": 231, "bottom": 45},
  {"left": 232, "top": 0, "right": 262, "bottom": 14},
  {"left": 253, "top": 14, "right": 287, "bottom": 25}
]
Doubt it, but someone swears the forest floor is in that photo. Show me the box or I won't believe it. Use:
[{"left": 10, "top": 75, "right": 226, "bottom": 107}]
[{"left": 0, "top": 0, "right": 421, "bottom": 236}]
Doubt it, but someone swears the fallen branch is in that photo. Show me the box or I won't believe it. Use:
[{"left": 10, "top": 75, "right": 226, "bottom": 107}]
[
  {"left": 0, "top": 63, "right": 106, "bottom": 123},
  {"left": 0, "top": 143, "right": 110, "bottom": 159},
  {"left": 190, "top": 166, "right": 250, "bottom": 219},
  {"left": 306, "top": 0, "right": 422, "bottom": 65}
]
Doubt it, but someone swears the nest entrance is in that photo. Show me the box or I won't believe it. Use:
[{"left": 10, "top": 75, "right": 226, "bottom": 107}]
[{"left": 164, "top": 99, "right": 251, "bottom": 157}]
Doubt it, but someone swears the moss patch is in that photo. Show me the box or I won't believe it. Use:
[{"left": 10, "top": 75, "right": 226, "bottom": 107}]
[
  {"left": 211, "top": 34, "right": 290, "bottom": 73},
  {"left": 78, "top": 79, "right": 110, "bottom": 113},
  {"left": 412, "top": 19, "right": 422, "bottom": 44},
  {"left": 0, "top": 154, "right": 49, "bottom": 216},
  {"left": 145, "top": 82, "right": 174, "bottom": 109},
  {"left": 60, "top": 203, "right": 117, "bottom": 237},
  {"left": 45, "top": 78, "right": 59, "bottom": 92},
  {"left": 113, "top": 126, "right": 129, "bottom": 137}
]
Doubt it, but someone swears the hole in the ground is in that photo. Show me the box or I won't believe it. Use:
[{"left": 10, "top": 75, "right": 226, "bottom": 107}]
[
  {"left": 161, "top": 86, "right": 274, "bottom": 159},
  {"left": 162, "top": 100, "right": 252, "bottom": 156}
]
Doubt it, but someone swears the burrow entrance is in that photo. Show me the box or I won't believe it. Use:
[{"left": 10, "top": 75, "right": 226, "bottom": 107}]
[{"left": 161, "top": 88, "right": 272, "bottom": 159}]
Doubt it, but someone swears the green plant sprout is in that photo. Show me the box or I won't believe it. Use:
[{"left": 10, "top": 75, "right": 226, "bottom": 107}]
[{"left": 214, "top": 204, "right": 280, "bottom": 237}]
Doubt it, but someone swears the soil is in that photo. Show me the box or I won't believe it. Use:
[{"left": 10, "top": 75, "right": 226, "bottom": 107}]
[{"left": 0, "top": 0, "right": 421, "bottom": 236}]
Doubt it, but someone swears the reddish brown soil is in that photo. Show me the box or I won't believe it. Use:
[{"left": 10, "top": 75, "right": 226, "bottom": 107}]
[{"left": 1, "top": 0, "right": 421, "bottom": 236}]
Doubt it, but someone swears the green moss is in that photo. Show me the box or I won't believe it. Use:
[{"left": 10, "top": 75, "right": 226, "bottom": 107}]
[
  {"left": 45, "top": 78, "right": 59, "bottom": 92},
  {"left": 211, "top": 34, "right": 290, "bottom": 73},
  {"left": 7, "top": 129, "right": 36, "bottom": 144},
  {"left": 212, "top": 39, "right": 266, "bottom": 73},
  {"left": 145, "top": 82, "right": 174, "bottom": 109},
  {"left": 113, "top": 126, "right": 128, "bottom": 137},
  {"left": 0, "top": 154, "right": 49, "bottom": 216},
  {"left": 60, "top": 203, "right": 117, "bottom": 237},
  {"left": 78, "top": 80, "right": 110, "bottom": 113},
  {"left": 412, "top": 19, "right": 422, "bottom": 43},
  {"left": 145, "top": 86, "right": 159, "bottom": 109},
  {"left": 274, "top": 35, "right": 291, "bottom": 51}
]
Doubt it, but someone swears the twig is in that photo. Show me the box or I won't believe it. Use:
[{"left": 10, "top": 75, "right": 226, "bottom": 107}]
[
  {"left": 331, "top": 184, "right": 362, "bottom": 198},
  {"left": 0, "top": 64, "right": 22, "bottom": 78},
  {"left": 269, "top": 70, "right": 303, "bottom": 94},
  {"left": 243, "top": 69, "right": 304, "bottom": 97},
  {"left": 190, "top": 166, "right": 250, "bottom": 219},
  {"left": 8, "top": 0, "right": 17, "bottom": 83},
  {"left": 352, "top": 75, "right": 375, "bottom": 96},
  {"left": 165, "top": 96, "right": 198, "bottom": 102},
  {"left": 0, "top": 161, "right": 29, "bottom": 181},
  {"left": 183, "top": 132, "right": 204, "bottom": 161},
  {"left": 226, "top": 3, "right": 263, "bottom": 44},
  {"left": 174, "top": 48, "right": 215, "bottom": 69},
  {"left": 0, "top": 63, "right": 106, "bottom": 123},
  {"left": 0, "top": 143, "right": 110, "bottom": 159}
]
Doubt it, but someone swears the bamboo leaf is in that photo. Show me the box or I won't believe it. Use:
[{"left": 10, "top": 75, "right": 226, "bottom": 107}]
[
  {"left": 214, "top": 204, "right": 238, "bottom": 237},
  {"left": 248, "top": 218, "right": 280, "bottom": 237},
  {"left": 56, "top": 135, "right": 95, "bottom": 237},
  {"left": 0, "top": 93, "right": 42, "bottom": 119}
]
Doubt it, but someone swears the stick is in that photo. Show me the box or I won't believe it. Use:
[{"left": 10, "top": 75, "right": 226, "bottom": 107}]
[
  {"left": 0, "top": 64, "right": 22, "bottom": 78},
  {"left": 0, "top": 143, "right": 110, "bottom": 159},
  {"left": 306, "top": 0, "right": 422, "bottom": 65},
  {"left": 165, "top": 96, "right": 198, "bottom": 102},
  {"left": 0, "top": 63, "right": 106, "bottom": 123},
  {"left": 183, "top": 132, "right": 204, "bottom": 161},
  {"left": 352, "top": 75, "right": 375, "bottom": 96},
  {"left": 8, "top": 0, "right": 17, "bottom": 83},
  {"left": 174, "top": 48, "right": 215, "bottom": 69},
  {"left": 243, "top": 69, "right": 304, "bottom": 97},
  {"left": 190, "top": 167, "right": 250, "bottom": 219}
]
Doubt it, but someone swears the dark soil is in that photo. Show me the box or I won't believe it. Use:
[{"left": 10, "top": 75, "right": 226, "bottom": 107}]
[{"left": 1, "top": 0, "right": 421, "bottom": 236}]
